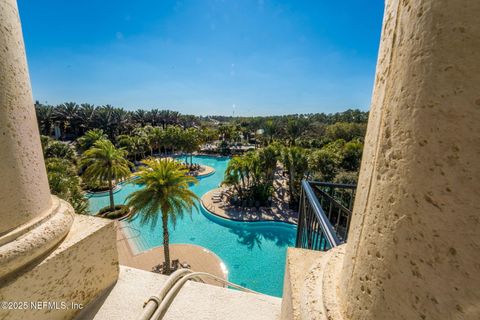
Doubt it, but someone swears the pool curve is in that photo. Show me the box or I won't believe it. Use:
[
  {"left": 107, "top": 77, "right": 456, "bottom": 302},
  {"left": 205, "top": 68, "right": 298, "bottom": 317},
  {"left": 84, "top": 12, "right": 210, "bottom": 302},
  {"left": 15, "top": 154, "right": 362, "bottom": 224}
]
[{"left": 87, "top": 155, "right": 297, "bottom": 297}]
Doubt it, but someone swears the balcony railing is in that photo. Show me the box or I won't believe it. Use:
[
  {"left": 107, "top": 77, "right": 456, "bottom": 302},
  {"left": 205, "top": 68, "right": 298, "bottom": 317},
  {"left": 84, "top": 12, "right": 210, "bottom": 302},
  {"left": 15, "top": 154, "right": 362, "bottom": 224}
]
[{"left": 295, "top": 180, "right": 356, "bottom": 251}]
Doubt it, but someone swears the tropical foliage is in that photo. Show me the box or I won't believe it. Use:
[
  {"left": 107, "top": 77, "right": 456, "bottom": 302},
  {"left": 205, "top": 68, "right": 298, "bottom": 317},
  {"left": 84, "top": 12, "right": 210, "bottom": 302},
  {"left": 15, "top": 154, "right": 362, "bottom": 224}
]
[
  {"left": 126, "top": 159, "right": 199, "bottom": 274},
  {"left": 40, "top": 136, "right": 88, "bottom": 214},
  {"left": 45, "top": 158, "right": 88, "bottom": 214},
  {"left": 36, "top": 102, "right": 367, "bottom": 213},
  {"left": 77, "top": 129, "right": 107, "bottom": 152},
  {"left": 222, "top": 145, "right": 280, "bottom": 207},
  {"left": 81, "top": 139, "right": 132, "bottom": 210},
  {"left": 35, "top": 101, "right": 366, "bottom": 147}
]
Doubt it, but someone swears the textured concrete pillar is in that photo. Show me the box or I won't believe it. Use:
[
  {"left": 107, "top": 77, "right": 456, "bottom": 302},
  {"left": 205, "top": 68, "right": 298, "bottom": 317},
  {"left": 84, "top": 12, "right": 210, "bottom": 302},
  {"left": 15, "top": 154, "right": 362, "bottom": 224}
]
[
  {"left": 339, "top": 0, "right": 480, "bottom": 319},
  {"left": 0, "top": 0, "right": 73, "bottom": 280},
  {"left": 0, "top": 0, "right": 51, "bottom": 233}
]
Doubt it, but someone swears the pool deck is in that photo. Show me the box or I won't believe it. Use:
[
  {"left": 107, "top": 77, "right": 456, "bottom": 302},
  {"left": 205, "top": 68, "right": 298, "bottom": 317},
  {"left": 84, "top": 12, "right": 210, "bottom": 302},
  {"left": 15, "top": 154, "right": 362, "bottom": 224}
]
[
  {"left": 201, "top": 188, "right": 298, "bottom": 224},
  {"left": 197, "top": 164, "right": 215, "bottom": 177},
  {"left": 115, "top": 222, "right": 227, "bottom": 287}
]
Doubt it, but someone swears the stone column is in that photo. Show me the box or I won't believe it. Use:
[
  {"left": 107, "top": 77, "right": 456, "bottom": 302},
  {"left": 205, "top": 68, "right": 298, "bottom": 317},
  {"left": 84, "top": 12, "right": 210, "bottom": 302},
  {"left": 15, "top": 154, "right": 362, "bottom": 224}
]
[
  {"left": 338, "top": 0, "right": 480, "bottom": 319},
  {"left": 0, "top": 0, "right": 73, "bottom": 280}
]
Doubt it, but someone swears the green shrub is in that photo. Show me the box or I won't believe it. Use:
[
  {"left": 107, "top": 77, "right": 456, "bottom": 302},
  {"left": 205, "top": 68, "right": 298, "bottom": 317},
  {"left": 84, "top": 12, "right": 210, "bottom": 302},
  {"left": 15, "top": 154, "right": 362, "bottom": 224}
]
[
  {"left": 84, "top": 179, "right": 111, "bottom": 192},
  {"left": 97, "top": 205, "right": 130, "bottom": 219}
]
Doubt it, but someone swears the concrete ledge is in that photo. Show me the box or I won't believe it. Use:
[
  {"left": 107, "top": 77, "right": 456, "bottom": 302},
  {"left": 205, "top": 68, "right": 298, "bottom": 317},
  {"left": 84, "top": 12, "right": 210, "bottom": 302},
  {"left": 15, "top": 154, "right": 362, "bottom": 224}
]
[
  {"left": 77, "top": 266, "right": 281, "bottom": 320},
  {"left": 0, "top": 215, "right": 119, "bottom": 320},
  {"left": 280, "top": 246, "right": 346, "bottom": 320},
  {"left": 280, "top": 248, "right": 325, "bottom": 320}
]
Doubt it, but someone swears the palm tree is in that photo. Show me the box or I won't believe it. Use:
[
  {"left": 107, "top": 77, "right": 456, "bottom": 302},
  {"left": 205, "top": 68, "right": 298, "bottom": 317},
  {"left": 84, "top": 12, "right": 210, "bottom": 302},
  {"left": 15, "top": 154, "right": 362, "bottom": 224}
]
[
  {"left": 263, "top": 119, "right": 279, "bottom": 145},
  {"left": 182, "top": 128, "right": 201, "bottom": 165},
  {"left": 286, "top": 118, "right": 309, "bottom": 146},
  {"left": 42, "top": 138, "right": 77, "bottom": 163},
  {"left": 53, "top": 102, "right": 81, "bottom": 138},
  {"left": 147, "top": 109, "right": 161, "bottom": 126},
  {"left": 133, "top": 109, "right": 148, "bottom": 127},
  {"left": 35, "top": 102, "right": 55, "bottom": 136},
  {"left": 224, "top": 156, "right": 247, "bottom": 196},
  {"left": 258, "top": 145, "right": 278, "bottom": 186},
  {"left": 150, "top": 126, "right": 164, "bottom": 155},
  {"left": 77, "top": 129, "right": 107, "bottom": 152},
  {"left": 126, "top": 159, "right": 199, "bottom": 274},
  {"left": 78, "top": 103, "right": 97, "bottom": 134},
  {"left": 111, "top": 108, "right": 132, "bottom": 136},
  {"left": 93, "top": 105, "right": 116, "bottom": 138},
  {"left": 81, "top": 139, "right": 132, "bottom": 210},
  {"left": 281, "top": 146, "right": 309, "bottom": 206}
]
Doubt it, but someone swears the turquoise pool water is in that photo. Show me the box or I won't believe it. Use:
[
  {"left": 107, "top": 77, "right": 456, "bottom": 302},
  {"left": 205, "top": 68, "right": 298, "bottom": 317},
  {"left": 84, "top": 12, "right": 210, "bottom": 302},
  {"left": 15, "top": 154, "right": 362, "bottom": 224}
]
[{"left": 87, "top": 155, "right": 297, "bottom": 297}]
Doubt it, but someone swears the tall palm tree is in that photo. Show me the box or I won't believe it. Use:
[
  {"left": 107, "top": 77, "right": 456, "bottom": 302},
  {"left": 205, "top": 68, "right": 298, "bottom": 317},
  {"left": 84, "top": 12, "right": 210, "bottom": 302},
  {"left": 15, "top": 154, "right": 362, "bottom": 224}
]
[
  {"left": 263, "top": 119, "right": 279, "bottom": 145},
  {"left": 78, "top": 103, "right": 97, "bottom": 134},
  {"left": 281, "top": 146, "right": 309, "bottom": 206},
  {"left": 182, "top": 128, "right": 201, "bottom": 165},
  {"left": 147, "top": 109, "right": 161, "bottom": 126},
  {"left": 150, "top": 126, "right": 164, "bottom": 155},
  {"left": 53, "top": 102, "right": 80, "bottom": 139},
  {"left": 133, "top": 109, "right": 148, "bottom": 127},
  {"left": 258, "top": 145, "right": 278, "bottom": 186},
  {"left": 81, "top": 139, "right": 132, "bottom": 210},
  {"left": 223, "top": 156, "right": 247, "bottom": 196},
  {"left": 93, "top": 105, "right": 115, "bottom": 138},
  {"left": 126, "top": 159, "right": 199, "bottom": 274},
  {"left": 35, "top": 102, "right": 55, "bottom": 136}
]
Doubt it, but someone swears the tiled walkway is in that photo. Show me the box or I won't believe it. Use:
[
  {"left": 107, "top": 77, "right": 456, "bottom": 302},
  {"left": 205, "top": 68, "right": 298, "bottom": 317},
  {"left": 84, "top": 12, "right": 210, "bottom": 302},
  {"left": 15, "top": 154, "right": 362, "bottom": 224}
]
[{"left": 201, "top": 188, "right": 298, "bottom": 224}]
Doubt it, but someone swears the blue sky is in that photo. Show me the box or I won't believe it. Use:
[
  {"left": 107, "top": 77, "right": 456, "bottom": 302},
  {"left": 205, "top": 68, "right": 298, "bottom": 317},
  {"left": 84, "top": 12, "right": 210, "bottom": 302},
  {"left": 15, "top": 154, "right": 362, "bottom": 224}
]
[{"left": 18, "top": 0, "right": 384, "bottom": 116}]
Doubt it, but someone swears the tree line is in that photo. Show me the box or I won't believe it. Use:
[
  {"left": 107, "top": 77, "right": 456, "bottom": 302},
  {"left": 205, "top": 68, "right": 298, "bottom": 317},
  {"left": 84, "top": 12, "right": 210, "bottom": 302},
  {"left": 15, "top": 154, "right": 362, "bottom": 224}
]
[
  {"left": 35, "top": 101, "right": 367, "bottom": 145},
  {"left": 35, "top": 101, "right": 368, "bottom": 213}
]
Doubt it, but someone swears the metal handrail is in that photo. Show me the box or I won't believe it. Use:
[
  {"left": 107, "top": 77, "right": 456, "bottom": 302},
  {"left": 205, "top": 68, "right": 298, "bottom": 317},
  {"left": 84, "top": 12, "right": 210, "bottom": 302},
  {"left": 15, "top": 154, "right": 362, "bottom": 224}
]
[
  {"left": 308, "top": 181, "right": 357, "bottom": 189},
  {"left": 300, "top": 180, "right": 341, "bottom": 248},
  {"left": 138, "top": 269, "right": 260, "bottom": 320},
  {"left": 315, "top": 188, "right": 353, "bottom": 214}
]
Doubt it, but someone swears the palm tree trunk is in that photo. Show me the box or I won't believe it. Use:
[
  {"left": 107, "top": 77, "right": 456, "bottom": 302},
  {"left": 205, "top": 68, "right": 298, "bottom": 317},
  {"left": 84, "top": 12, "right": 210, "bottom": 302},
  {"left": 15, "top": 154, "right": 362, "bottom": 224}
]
[
  {"left": 108, "top": 175, "right": 115, "bottom": 211},
  {"left": 162, "top": 213, "right": 171, "bottom": 275}
]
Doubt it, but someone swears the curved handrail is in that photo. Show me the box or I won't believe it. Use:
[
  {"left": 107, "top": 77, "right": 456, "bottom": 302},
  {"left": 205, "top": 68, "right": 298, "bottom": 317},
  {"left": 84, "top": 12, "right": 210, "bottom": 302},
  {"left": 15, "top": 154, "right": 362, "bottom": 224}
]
[
  {"left": 138, "top": 269, "right": 260, "bottom": 320},
  {"left": 300, "top": 180, "right": 341, "bottom": 247},
  {"left": 138, "top": 269, "right": 192, "bottom": 320}
]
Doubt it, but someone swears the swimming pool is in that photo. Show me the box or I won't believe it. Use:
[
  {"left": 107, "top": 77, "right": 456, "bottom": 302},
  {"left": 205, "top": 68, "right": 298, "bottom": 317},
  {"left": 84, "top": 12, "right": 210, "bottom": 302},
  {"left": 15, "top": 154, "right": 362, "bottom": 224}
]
[{"left": 87, "top": 155, "right": 297, "bottom": 297}]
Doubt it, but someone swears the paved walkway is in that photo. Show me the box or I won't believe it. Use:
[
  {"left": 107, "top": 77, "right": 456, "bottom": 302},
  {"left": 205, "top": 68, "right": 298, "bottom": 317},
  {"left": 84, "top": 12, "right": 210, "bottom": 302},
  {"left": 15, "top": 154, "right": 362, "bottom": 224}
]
[
  {"left": 115, "top": 222, "right": 227, "bottom": 286},
  {"left": 201, "top": 188, "right": 298, "bottom": 224}
]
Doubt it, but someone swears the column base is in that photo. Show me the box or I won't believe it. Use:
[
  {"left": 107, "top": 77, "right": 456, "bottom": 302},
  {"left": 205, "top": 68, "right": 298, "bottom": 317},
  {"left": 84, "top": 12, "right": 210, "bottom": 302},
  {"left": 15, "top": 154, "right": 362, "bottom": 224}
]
[
  {"left": 0, "top": 196, "right": 74, "bottom": 280},
  {"left": 280, "top": 246, "right": 346, "bottom": 320},
  {"left": 0, "top": 214, "right": 119, "bottom": 320}
]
